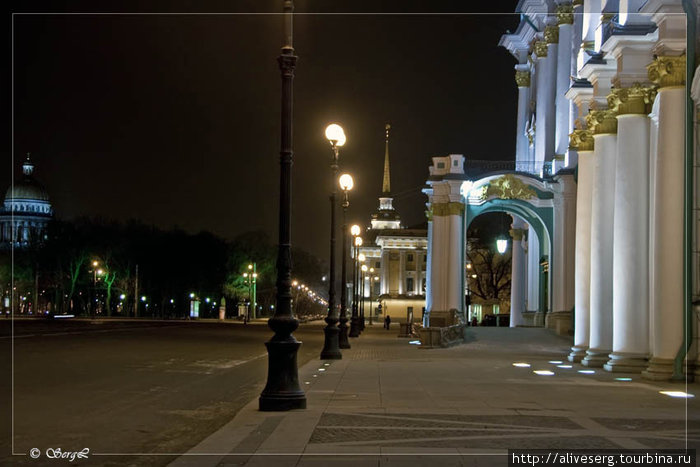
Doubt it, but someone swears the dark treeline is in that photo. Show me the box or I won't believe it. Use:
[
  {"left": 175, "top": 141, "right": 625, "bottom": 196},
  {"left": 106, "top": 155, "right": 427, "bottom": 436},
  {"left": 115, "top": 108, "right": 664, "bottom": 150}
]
[{"left": 0, "top": 218, "right": 327, "bottom": 319}]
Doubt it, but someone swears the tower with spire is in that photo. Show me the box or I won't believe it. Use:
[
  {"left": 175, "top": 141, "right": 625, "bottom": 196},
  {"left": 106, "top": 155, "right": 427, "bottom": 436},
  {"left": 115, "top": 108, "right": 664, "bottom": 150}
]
[{"left": 370, "top": 124, "right": 401, "bottom": 230}]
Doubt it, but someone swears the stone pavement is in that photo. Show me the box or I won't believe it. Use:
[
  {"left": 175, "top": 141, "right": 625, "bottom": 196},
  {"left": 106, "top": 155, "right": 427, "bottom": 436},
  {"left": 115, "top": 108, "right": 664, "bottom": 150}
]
[{"left": 169, "top": 325, "right": 699, "bottom": 467}]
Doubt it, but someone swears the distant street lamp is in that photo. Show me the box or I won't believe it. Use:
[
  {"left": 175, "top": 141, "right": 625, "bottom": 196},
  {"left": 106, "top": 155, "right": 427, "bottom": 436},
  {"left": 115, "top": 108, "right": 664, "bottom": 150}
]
[
  {"left": 320, "top": 123, "right": 346, "bottom": 360},
  {"left": 350, "top": 234, "right": 362, "bottom": 337},
  {"left": 259, "top": 0, "right": 306, "bottom": 412},
  {"left": 338, "top": 173, "right": 354, "bottom": 349},
  {"left": 496, "top": 237, "right": 508, "bottom": 254},
  {"left": 360, "top": 263, "right": 368, "bottom": 331}
]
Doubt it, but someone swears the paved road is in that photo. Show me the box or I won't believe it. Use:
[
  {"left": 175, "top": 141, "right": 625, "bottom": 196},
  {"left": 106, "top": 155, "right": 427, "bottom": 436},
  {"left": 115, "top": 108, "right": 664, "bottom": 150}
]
[{"left": 0, "top": 318, "right": 326, "bottom": 466}]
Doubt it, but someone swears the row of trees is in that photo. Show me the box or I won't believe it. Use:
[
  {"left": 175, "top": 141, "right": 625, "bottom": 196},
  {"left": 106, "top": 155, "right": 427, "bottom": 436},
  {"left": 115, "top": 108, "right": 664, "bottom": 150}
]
[{"left": 1, "top": 218, "right": 327, "bottom": 319}]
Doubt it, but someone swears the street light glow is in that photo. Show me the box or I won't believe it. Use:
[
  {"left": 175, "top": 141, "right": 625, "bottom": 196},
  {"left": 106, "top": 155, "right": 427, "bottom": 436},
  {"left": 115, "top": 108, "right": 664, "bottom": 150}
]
[
  {"left": 338, "top": 173, "right": 354, "bottom": 191},
  {"left": 350, "top": 224, "right": 360, "bottom": 236},
  {"left": 325, "top": 123, "right": 346, "bottom": 147},
  {"left": 358, "top": 253, "right": 365, "bottom": 262},
  {"left": 355, "top": 237, "right": 363, "bottom": 247},
  {"left": 496, "top": 238, "right": 508, "bottom": 254}
]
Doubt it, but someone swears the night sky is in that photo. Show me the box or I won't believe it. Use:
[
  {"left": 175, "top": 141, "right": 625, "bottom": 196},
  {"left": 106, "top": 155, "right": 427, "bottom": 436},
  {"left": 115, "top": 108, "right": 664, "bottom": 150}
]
[{"left": 5, "top": 1, "right": 520, "bottom": 261}]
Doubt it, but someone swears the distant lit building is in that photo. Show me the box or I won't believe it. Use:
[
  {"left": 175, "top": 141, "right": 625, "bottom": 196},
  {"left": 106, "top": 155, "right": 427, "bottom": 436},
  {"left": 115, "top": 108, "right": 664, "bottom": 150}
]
[
  {"left": 0, "top": 154, "right": 54, "bottom": 248},
  {"left": 356, "top": 125, "right": 427, "bottom": 322}
]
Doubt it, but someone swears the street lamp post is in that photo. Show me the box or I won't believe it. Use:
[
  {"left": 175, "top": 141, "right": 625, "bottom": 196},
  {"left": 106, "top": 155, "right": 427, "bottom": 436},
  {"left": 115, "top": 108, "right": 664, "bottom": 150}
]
[
  {"left": 360, "top": 263, "right": 368, "bottom": 331},
  {"left": 338, "top": 174, "right": 354, "bottom": 349},
  {"left": 349, "top": 229, "right": 361, "bottom": 337},
  {"left": 320, "top": 123, "right": 346, "bottom": 360},
  {"left": 368, "top": 267, "right": 375, "bottom": 325},
  {"left": 259, "top": 0, "right": 306, "bottom": 411}
]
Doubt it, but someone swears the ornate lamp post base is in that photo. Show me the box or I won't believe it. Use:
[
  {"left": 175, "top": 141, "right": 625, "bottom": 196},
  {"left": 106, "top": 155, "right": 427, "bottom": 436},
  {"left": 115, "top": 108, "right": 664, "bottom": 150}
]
[
  {"left": 320, "top": 318, "right": 342, "bottom": 359},
  {"left": 260, "top": 337, "right": 306, "bottom": 411},
  {"left": 349, "top": 313, "right": 361, "bottom": 337},
  {"left": 338, "top": 316, "right": 351, "bottom": 348}
]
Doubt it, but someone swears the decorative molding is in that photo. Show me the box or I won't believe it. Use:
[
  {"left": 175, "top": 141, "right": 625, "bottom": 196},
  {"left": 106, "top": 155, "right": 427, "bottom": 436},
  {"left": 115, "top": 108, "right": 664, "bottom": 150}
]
[
  {"left": 544, "top": 26, "right": 559, "bottom": 44},
  {"left": 607, "top": 84, "right": 657, "bottom": 115},
  {"left": 534, "top": 41, "right": 548, "bottom": 58},
  {"left": 481, "top": 174, "right": 537, "bottom": 200},
  {"left": 425, "top": 208, "right": 433, "bottom": 222},
  {"left": 647, "top": 55, "right": 686, "bottom": 88},
  {"left": 586, "top": 109, "right": 618, "bottom": 134},
  {"left": 556, "top": 4, "right": 574, "bottom": 25},
  {"left": 569, "top": 129, "right": 594, "bottom": 151},
  {"left": 432, "top": 202, "right": 464, "bottom": 217},
  {"left": 581, "top": 40, "right": 595, "bottom": 51},
  {"left": 515, "top": 70, "right": 531, "bottom": 87}
]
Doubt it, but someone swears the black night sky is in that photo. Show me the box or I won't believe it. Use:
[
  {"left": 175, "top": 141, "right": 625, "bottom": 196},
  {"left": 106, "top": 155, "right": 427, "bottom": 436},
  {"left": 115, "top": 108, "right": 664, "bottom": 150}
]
[{"left": 5, "top": 1, "right": 520, "bottom": 261}]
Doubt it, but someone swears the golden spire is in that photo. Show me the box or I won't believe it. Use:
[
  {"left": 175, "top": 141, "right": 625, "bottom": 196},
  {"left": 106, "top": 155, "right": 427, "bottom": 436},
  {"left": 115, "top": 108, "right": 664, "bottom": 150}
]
[{"left": 382, "top": 123, "right": 391, "bottom": 195}]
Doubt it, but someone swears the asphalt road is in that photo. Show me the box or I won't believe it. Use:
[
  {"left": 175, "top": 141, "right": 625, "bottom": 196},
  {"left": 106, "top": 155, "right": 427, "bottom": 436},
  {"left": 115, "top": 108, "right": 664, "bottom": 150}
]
[{"left": 0, "top": 318, "right": 327, "bottom": 466}]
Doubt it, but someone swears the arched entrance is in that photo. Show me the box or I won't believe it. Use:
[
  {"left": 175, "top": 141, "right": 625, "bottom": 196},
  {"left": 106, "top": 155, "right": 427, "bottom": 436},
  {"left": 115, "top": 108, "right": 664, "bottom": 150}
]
[{"left": 423, "top": 155, "right": 575, "bottom": 337}]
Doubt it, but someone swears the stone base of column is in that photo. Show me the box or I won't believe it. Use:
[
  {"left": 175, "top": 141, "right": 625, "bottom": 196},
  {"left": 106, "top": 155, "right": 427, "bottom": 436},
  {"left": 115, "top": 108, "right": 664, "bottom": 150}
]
[
  {"left": 603, "top": 352, "right": 648, "bottom": 373},
  {"left": 642, "top": 357, "right": 675, "bottom": 380},
  {"left": 568, "top": 346, "right": 588, "bottom": 363},
  {"left": 582, "top": 348, "right": 611, "bottom": 367},
  {"left": 545, "top": 310, "right": 572, "bottom": 336},
  {"left": 428, "top": 310, "right": 459, "bottom": 328},
  {"left": 533, "top": 311, "right": 546, "bottom": 327},
  {"left": 521, "top": 311, "right": 537, "bottom": 326}
]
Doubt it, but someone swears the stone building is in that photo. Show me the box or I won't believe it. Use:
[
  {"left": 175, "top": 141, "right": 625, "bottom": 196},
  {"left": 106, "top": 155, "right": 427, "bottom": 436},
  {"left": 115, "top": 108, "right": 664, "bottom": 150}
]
[
  {"left": 356, "top": 125, "right": 428, "bottom": 323},
  {"left": 0, "top": 154, "right": 54, "bottom": 249}
]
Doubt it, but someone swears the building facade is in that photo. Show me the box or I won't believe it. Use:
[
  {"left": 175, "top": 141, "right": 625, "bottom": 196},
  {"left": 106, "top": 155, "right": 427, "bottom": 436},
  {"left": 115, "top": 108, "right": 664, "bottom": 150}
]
[
  {"left": 424, "top": 0, "right": 699, "bottom": 380},
  {"left": 0, "top": 154, "right": 54, "bottom": 249}
]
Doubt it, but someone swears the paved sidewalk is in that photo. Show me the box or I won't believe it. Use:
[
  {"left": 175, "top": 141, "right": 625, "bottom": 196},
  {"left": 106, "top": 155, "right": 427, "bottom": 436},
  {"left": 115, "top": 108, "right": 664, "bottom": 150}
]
[{"left": 169, "top": 326, "right": 699, "bottom": 467}]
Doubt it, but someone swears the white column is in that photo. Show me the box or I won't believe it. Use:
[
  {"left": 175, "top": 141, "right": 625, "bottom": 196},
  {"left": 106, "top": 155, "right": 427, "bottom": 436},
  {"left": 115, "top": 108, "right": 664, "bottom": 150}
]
[
  {"left": 569, "top": 146, "right": 595, "bottom": 362},
  {"left": 605, "top": 92, "right": 653, "bottom": 372},
  {"left": 535, "top": 38, "right": 557, "bottom": 171},
  {"left": 510, "top": 217, "right": 527, "bottom": 327},
  {"left": 527, "top": 225, "right": 540, "bottom": 315},
  {"left": 550, "top": 173, "right": 577, "bottom": 330},
  {"left": 583, "top": 120, "right": 617, "bottom": 367},
  {"left": 515, "top": 68, "right": 531, "bottom": 163},
  {"left": 415, "top": 252, "right": 422, "bottom": 295},
  {"left": 555, "top": 16, "right": 574, "bottom": 158},
  {"left": 380, "top": 249, "right": 389, "bottom": 295},
  {"left": 446, "top": 209, "right": 464, "bottom": 313},
  {"left": 643, "top": 84, "right": 686, "bottom": 380},
  {"left": 583, "top": 110, "right": 616, "bottom": 364},
  {"left": 398, "top": 251, "right": 406, "bottom": 294},
  {"left": 425, "top": 219, "right": 434, "bottom": 315}
]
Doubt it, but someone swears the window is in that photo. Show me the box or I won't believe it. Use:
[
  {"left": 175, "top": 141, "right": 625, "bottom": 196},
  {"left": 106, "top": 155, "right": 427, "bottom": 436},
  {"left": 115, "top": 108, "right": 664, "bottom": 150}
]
[
  {"left": 437, "top": 162, "right": 445, "bottom": 169},
  {"left": 407, "top": 253, "right": 414, "bottom": 262},
  {"left": 453, "top": 160, "right": 458, "bottom": 166},
  {"left": 375, "top": 261, "right": 381, "bottom": 268},
  {"left": 406, "top": 277, "right": 414, "bottom": 291}
]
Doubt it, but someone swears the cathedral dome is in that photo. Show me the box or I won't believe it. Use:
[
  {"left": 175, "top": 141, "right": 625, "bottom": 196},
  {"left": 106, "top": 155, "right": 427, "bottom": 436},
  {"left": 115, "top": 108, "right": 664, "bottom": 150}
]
[{"left": 4, "top": 155, "right": 50, "bottom": 203}]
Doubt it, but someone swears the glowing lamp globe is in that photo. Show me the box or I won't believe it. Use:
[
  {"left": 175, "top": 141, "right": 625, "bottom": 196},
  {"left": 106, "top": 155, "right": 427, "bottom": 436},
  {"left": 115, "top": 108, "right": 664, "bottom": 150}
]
[
  {"left": 496, "top": 238, "right": 508, "bottom": 254},
  {"left": 350, "top": 224, "right": 361, "bottom": 236},
  {"left": 355, "top": 237, "right": 363, "bottom": 247},
  {"left": 325, "top": 123, "right": 346, "bottom": 147},
  {"left": 361, "top": 265, "right": 368, "bottom": 272},
  {"left": 338, "top": 173, "right": 354, "bottom": 191},
  {"left": 358, "top": 253, "right": 366, "bottom": 262}
]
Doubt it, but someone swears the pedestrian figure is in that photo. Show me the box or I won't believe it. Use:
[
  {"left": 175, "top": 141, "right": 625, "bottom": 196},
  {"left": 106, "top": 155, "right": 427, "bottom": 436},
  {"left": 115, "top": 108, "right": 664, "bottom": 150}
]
[
  {"left": 471, "top": 316, "right": 478, "bottom": 327},
  {"left": 384, "top": 315, "right": 391, "bottom": 330}
]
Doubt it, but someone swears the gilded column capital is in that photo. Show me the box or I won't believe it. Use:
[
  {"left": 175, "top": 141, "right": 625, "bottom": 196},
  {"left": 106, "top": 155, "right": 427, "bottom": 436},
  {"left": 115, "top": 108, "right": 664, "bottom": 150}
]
[
  {"left": 515, "top": 70, "right": 531, "bottom": 87},
  {"left": 509, "top": 228, "right": 527, "bottom": 241},
  {"left": 572, "top": 0, "right": 583, "bottom": 6},
  {"left": 569, "top": 129, "right": 594, "bottom": 151},
  {"left": 556, "top": 4, "right": 574, "bottom": 25},
  {"left": 432, "top": 202, "right": 464, "bottom": 217},
  {"left": 533, "top": 41, "right": 548, "bottom": 58},
  {"left": 647, "top": 55, "right": 686, "bottom": 88},
  {"left": 425, "top": 208, "right": 433, "bottom": 222},
  {"left": 607, "top": 84, "right": 657, "bottom": 115},
  {"left": 544, "top": 26, "right": 559, "bottom": 44},
  {"left": 586, "top": 109, "right": 618, "bottom": 134}
]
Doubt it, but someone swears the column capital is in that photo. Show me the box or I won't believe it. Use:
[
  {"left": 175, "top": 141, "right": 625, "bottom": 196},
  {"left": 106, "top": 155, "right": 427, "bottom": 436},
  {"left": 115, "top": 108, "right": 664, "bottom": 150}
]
[
  {"left": 556, "top": 4, "right": 574, "bottom": 25},
  {"left": 432, "top": 202, "right": 464, "bottom": 217},
  {"left": 544, "top": 26, "right": 559, "bottom": 44},
  {"left": 647, "top": 55, "right": 686, "bottom": 88},
  {"left": 425, "top": 208, "right": 433, "bottom": 222},
  {"left": 586, "top": 109, "right": 618, "bottom": 134},
  {"left": 569, "top": 129, "right": 595, "bottom": 151},
  {"left": 515, "top": 70, "right": 531, "bottom": 87},
  {"left": 533, "top": 40, "right": 548, "bottom": 58},
  {"left": 509, "top": 228, "right": 527, "bottom": 241},
  {"left": 607, "top": 84, "right": 657, "bottom": 115}
]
